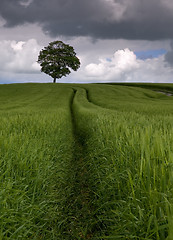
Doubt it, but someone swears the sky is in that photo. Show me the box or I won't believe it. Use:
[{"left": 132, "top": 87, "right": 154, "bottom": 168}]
[{"left": 0, "top": 0, "right": 173, "bottom": 83}]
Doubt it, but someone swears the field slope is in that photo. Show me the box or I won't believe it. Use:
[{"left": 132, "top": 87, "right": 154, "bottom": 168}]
[{"left": 0, "top": 83, "right": 173, "bottom": 239}]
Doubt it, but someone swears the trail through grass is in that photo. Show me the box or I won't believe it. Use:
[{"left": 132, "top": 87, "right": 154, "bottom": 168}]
[{"left": 0, "top": 83, "right": 173, "bottom": 239}]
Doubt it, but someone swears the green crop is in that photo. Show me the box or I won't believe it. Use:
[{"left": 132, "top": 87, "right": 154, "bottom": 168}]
[{"left": 0, "top": 83, "right": 173, "bottom": 239}]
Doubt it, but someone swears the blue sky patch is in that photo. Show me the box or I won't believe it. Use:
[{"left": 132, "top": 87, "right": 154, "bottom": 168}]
[
  {"left": 135, "top": 49, "right": 167, "bottom": 60},
  {"left": 106, "top": 58, "right": 112, "bottom": 62}
]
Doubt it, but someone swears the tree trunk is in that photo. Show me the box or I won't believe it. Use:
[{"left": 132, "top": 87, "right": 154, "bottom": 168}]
[{"left": 53, "top": 77, "right": 56, "bottom": 83}]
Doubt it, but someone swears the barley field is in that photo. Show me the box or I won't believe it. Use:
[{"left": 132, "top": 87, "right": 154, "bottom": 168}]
[{"left": 0, "top": 83, "right": 173, "bottom": 239}]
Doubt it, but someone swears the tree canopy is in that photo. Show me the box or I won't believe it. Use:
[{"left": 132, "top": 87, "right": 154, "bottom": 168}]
[{"left": 37, "top": 41, "right": 80, "bottom": 83}]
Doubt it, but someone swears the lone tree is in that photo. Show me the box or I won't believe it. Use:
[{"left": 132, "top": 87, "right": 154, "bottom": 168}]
[{"left": 37, "top": 40, "right": 80, "bottom": 83}]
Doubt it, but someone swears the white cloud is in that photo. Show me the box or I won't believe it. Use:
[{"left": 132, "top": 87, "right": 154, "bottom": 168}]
[
  {"left": 0, "top": 39, "right": 42, "bottom": 74},
  {"left": 80, "top": 48, "right": 173, "bottom": 83},
  {"left": 11, "top": 41, "right": 25, "bottom": 51},
  {"left": 85, "top": 48, "right": 139, "bottom": 81}
]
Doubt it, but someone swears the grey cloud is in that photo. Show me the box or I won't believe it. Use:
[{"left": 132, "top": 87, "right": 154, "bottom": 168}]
[
  {"left": 165, "top": 41, "right": 173, "bottom": 66},
  {"left": 0, "top": 0, "right": 173, "bottom": 40}
]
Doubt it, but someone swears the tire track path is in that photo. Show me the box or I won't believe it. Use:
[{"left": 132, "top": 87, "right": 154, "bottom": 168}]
[{"left": 67, "top": 89, "right": 94, "bottom": 240}]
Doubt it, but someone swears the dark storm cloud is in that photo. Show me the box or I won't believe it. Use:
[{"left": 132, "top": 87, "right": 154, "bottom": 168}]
[{"left": 0, "top": 0, "right": 173, "bottom": 40}]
